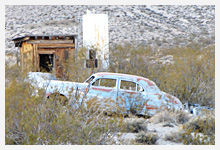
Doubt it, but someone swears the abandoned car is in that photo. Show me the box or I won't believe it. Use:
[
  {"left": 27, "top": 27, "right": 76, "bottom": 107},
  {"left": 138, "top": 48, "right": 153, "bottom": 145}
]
[
  {"left": 28, "top": 72, "right": 184, "bottom": 116},
  {"left": 183, "top": 102, "right": 213, "bottom": 116}
]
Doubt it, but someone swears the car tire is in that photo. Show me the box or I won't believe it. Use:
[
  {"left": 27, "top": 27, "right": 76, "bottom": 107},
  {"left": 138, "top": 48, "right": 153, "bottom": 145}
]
[{"left": 49, "top": 93, "right": 68, "bottom": 106}]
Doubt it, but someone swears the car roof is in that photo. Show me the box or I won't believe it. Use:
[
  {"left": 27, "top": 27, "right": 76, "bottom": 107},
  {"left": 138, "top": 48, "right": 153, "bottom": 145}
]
[{"left": 94, "top": 72, "right": 156, "bottom": 87}]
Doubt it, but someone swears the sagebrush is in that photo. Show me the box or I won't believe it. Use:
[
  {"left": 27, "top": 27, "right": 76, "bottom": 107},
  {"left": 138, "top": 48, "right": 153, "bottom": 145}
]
[{"left": 5, "top": 43, "right": 215, "bottom": 145}]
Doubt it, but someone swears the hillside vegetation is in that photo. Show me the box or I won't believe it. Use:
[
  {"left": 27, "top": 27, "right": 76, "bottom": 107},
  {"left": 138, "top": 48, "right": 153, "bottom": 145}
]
[
  {"left": 5, "top": 5, "right": 214, "bottom": 66},
  {"left": 5, "top": 43, "right": 215, "bottom": 145},
  {"left": 108, "top": 44, "right": 215, "bottom": 107}
]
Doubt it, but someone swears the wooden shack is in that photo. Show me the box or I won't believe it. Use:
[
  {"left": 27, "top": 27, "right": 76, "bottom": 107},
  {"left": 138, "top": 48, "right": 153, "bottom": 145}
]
[{"left": 12, "top": 35, "right": 77, "bottom": 78}]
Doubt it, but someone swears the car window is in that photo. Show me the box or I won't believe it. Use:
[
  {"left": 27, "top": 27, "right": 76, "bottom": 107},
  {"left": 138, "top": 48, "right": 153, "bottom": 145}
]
[
  {"left": 137, "top": 84, "right": 144, "bottom": 92},
  {"left": 92, "top": 78, "right": 116, "bottom": 88},
  {"left": 92, "top": 79, "right": 100, "bottom": 86},
  {"left": 120, "top": 80, "right": 144, "bottom": 92},
  {"left": 120, "top": 80, "right": 136, "bottom": 91}
]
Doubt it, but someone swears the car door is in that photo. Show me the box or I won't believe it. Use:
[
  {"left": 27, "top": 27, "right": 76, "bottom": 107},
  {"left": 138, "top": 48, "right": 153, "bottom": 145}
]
[
  {"left": 87, "top": 77, "right": 118, "bottom": 107},
  {"left": 117, "top": 79, "right": 146, "bottom": 113}
]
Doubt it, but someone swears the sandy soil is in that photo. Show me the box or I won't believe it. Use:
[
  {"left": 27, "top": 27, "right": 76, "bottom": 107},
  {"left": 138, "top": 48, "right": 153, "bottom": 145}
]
[{"left": 112, "top": 118, "right": 184, "bottom": 145}]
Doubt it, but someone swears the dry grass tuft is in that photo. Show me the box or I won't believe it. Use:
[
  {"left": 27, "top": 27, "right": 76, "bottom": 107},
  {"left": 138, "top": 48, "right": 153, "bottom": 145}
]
[
  {"left": 165, "top": 115, "right": 215, "bottom": 145},
  {"left": 136, "top": 131, "right": 159, "bottom": 145},
  {"left": 150, "top": 110, "right": 192, "bottom": 125},
  {"left": 165, "top": 130, "right": 184, "bottom": 143},
  {"left": 126, "top": 118, "right": 147, "bottom": 133}
]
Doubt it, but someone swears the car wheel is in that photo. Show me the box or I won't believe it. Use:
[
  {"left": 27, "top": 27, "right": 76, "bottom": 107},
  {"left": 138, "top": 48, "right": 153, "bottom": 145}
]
[{"left": 49, "top": 93, "right": 68, "bottom": 106}]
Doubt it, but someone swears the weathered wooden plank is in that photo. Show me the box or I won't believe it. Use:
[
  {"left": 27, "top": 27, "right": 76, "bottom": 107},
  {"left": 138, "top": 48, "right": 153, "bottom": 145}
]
[
  {"left": 33, "top": 44, "right": 36, "bottom": 71},
  {"left": 38, "top": 50, "right": 56, "bottom": 54},
  {"left": 36, "top": 44, "right": 39, "bottom": 72},
  {"left": 23, "top": 43, "right": 33, "bottom": 53},
  {"left": 55, "top": 48, "right": 65, "bottom": 78},
  {"left": 38, "top": 51, "right": 55, "bottom": 54},
  {"left": 38, "top": 43, "right": 75, "bottom": 48},
  {"left": 20, "top": 46, "right": 23, "bottom": 70},
  {"left": 27, "top": 40, "right": 74, "bottom": 44},
  {"left": 32, "top": 49, "right": 34, "bottom": 69}
]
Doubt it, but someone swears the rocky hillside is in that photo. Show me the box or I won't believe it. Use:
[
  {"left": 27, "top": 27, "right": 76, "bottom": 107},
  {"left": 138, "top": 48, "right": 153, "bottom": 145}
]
[{"left": 5, "top": 5, "right": 215, "bottom": 54}]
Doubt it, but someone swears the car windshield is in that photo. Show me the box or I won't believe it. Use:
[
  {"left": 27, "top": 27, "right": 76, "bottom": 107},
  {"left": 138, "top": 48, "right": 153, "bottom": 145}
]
[{"left": 85, "top": 75, "right": 95, "bottom": 84}]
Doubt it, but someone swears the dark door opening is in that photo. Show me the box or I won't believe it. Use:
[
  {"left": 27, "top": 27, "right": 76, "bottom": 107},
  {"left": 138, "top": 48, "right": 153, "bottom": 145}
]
[{"left": 39, "top": 54, "right": 54, "bottom": 72}]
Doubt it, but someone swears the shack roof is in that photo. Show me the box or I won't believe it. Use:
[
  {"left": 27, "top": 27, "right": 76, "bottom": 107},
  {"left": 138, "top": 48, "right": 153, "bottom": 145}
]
[{"left": 12, "top": 34, "right": 78, "bottom": 47}]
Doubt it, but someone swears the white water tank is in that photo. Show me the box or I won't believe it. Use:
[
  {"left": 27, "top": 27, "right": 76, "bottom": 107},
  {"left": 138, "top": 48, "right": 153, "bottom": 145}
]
[{"left": 83, "top": 10, "right": 109, "bottom": 68}]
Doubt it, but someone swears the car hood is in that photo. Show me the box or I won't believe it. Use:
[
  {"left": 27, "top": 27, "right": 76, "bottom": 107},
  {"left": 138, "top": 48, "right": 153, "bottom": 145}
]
[{"left": 46, "top": 80, "right": 89, "bottom": 96}]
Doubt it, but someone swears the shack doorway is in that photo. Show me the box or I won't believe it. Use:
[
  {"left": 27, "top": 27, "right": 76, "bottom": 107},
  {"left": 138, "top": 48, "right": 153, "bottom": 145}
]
[{"left": 39, "top": 54, "right": 54, "bottom": 72}]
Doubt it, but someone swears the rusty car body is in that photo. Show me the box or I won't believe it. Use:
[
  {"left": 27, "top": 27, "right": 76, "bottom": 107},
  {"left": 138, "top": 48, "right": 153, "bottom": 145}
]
[{"left": 29, "top": 72, "right": 183, "bottom": 116}]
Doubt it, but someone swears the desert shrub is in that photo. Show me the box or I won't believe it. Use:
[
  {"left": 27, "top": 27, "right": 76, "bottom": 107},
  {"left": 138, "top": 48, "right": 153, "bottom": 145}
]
[
  {"left": 11, "top": 43, "right": 215, "bottom": 107},
  {"left": 56, "top": 47, "right": 91, "bottom": 82},
  {"left": 150, "top": 110, "right": 192, "bottom": 125},
  {"left": 5, "top": 65, "right": 127, "bottom": 145},
  {"left": 149, "top": 110, "right": 175, "bottom": 124},
  {"left": 181, "top": 128, "right": 215, "bottom": 145},
  {"left": 165, "top": 131, "right": 183, "bottom": 143},
  {"left": 136, "top": 131, "right": 159, "bottom": 145},
  {"left": 61, "top": 47, "right": 109, "bottom": 82},
  {"left": 164, "top": 129, "right": 210, "bottom": 145},
  {"left": 174, "top": 111, "right": 192, "bottom": 124},
  {"left": 126, "top": 118, "right": 147, "bottom": 133},
  {"left": 183, "top": 116, "right": 215, "bottom": 136},
  {"left": 165, "top": 116, "right": 215, "bottom": 145},
  {"left": 109, "top": 44, "right": 215, "bottom": 107},
  {"left": 5, "top": 42, "right": 215, "bottom": 145}
]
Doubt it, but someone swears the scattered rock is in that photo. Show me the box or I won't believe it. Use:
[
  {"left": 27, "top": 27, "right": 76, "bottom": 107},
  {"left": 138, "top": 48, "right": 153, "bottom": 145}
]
[
  {"left": 163, "top": 123, "right": 174, "bottom": 127},
  {"left": 5, "top": 5, "right": 215, "bottom": 55}
]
